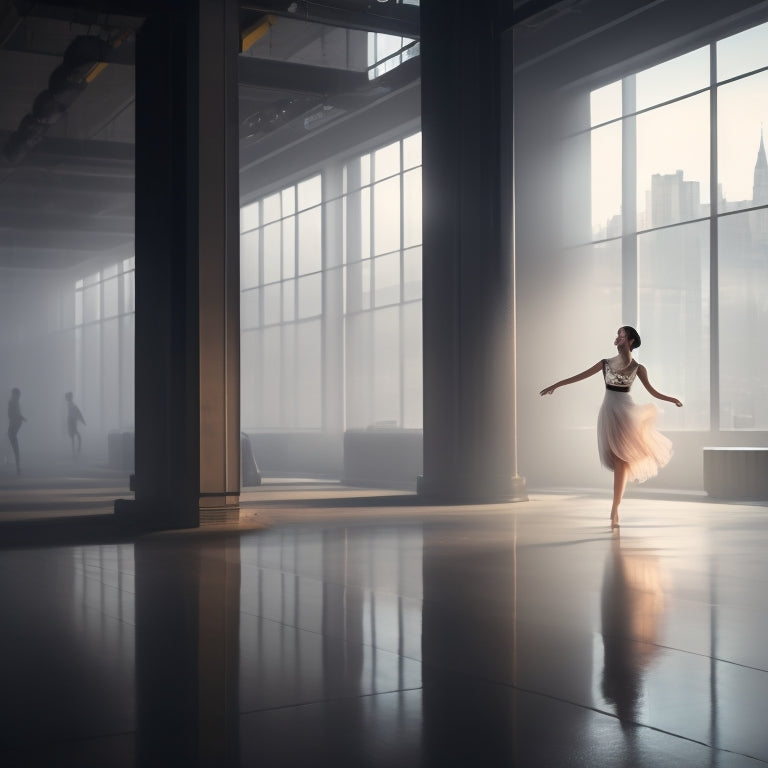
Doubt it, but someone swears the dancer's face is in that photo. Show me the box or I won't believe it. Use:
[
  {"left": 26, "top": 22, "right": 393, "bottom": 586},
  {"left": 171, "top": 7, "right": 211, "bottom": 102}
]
[{"left": 614, "top": 328, "right": 630, "bottom": 349}]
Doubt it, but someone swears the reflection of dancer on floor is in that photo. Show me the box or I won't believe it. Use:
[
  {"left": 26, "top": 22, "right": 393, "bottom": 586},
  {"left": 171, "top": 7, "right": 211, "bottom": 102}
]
[
  {"left": 7, "top": 387, "right": 26, "bottom": 476},
  {"left": 65, "top": 392, "right": 86, "bottom": 458},
  {"left": 600, "top": 534, "right": 663, "bottom": 726},
  {"left": 540, "top": 327, "right": 682, "bottom": 528}
]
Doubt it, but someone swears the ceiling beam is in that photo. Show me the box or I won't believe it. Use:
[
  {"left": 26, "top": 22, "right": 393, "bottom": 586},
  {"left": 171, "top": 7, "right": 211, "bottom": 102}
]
[
  {"left": 0, "top": 245, "right": 126, "bottom": 270},
  {"left": 241, "top": 1, "right": 419, "bottom": 38},
  {"left": 0, "top": 208, "right": 134, "bottom": 235},
  {"left": 21, "top": 0, "right": 420, "bottom": 37},
  {"left": 5, "top": 133, "right": 135, "bottom": 165},
  {"left": 511, "top": 0, "right": 768, "bottom": 82},
  {"left": 0, "top": 226, "right": 132, "bottom": 249},
  {"left": 0, "top": 173, "right": 134, "bottom": 201},
  {"left": 238, "top": 55, "right": 368, "bottom": 95}
]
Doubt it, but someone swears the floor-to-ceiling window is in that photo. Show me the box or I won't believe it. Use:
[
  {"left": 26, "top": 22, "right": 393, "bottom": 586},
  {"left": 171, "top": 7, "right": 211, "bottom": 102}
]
[
  {"left": 584, "top": 19, "right": 768, "bottom": 431},
  {"left": 240, "top": 175, "right": 324, "bottom": 430},
  {"left": 72, "top": 254, "right": 135, "bottom": 449},
  {"left": 240, "top": 131, "right": 423, "bottom": 435},
  {"left": 716, "top": 23, "right": 768, "bottom": 430},
  {"left": 343, "top": 133, "right": 423, "bottom": 430}
]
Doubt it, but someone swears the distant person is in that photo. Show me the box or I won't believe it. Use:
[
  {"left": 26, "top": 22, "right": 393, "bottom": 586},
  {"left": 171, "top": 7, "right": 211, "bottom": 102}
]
[
  {"left": 7, "top": 387, "right": 25, "bottom": 476},
  {"left": 65, "top": 391, "right": 86, "bottom": 458},
  {"left": 540, "top": 326, "right": 682, "bottom": 529}
]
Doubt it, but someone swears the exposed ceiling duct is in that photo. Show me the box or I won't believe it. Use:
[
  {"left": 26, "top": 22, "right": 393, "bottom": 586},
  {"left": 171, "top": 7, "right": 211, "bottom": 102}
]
[{"left": 3, "top": 29, "right": 132, "bottom": 164}]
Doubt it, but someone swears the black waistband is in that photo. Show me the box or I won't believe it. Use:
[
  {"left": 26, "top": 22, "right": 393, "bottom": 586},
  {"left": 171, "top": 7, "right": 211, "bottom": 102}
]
[{"left": 605, "top": 384, "right": 629, "bottom": 392}]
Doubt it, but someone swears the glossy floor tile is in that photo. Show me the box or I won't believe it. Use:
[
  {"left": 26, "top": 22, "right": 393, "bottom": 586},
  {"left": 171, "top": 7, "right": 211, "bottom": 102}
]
[{"left": 0, "top": 487, "right": 767, "bottom": 766}]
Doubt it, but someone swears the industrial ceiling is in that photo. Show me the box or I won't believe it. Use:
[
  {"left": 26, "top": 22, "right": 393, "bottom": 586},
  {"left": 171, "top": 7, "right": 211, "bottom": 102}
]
[{"left": 0, "top": 0, "right": 765, "bottom": 271}]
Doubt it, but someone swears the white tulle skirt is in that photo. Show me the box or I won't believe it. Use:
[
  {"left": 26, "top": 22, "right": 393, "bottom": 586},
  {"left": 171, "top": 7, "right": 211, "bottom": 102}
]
[{"left": 597, "top": 390, "right": 672, "bottom": 482}]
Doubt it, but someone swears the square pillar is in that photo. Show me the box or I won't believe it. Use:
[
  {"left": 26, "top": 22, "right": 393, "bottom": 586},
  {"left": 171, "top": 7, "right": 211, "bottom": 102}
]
[
  {"left": 419, "top": 0, "right": 526, "bottom": 502},
  {"left": 125, "top": 0, "right": 240, "bottom": 528}
]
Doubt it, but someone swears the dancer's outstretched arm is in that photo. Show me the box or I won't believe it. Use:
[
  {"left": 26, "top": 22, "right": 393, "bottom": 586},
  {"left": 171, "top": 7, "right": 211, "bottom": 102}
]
[
  {"left": 539, "top": 361, "right": 603, "bottom": 396},
  {"left": 636, "top": 365, "right": 683, "bottom": 407}
]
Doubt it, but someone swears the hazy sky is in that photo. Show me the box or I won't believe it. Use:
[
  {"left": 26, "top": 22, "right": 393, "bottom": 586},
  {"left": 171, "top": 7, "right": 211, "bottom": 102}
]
[{"left": 589, "top": 21, "right": 768, "bottom": 236}]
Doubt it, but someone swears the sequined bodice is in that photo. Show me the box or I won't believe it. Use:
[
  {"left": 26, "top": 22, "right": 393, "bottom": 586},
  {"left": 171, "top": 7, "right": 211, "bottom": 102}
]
[{"left": 602, "top": 358, "right": 638, "bottom": 390}]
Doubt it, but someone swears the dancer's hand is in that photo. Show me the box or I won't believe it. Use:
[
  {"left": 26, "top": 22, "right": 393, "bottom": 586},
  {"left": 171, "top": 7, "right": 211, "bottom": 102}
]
[
  {"left": 672, "top": 398, "right": 683, "bottom": 407},
  {"left": 540, "top": 385, "right": 556, "bottom": 396}
]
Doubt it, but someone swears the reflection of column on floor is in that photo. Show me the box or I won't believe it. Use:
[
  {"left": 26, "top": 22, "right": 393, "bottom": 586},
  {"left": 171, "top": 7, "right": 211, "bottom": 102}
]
[
  {"left": 134, "top": 536, "right": 241, "bottom": 767},
  {"left": 420, "top": 523, "right": 518, "bottom": 764}
]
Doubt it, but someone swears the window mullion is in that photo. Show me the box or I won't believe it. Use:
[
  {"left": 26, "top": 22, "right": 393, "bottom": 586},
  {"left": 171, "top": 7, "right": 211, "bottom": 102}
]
[
  {"left": 399, "top": 140, "right": 406, "bottom": 429},
  {"left": 709, "top": 42, "right": 720, "bottom": 431},
  {"left": 621, "top": 73, "right": 638, "bottom": 326}
]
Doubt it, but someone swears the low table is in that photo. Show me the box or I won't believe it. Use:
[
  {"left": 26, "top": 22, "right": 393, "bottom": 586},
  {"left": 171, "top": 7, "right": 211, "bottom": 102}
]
[{"left": 703, "top": 447, "right": 768, "bottom": 500}]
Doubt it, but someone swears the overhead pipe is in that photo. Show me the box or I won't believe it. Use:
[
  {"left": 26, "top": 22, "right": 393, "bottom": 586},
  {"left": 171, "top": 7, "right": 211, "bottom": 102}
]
[{"left": 2, "top": 30, "right": 131, "bottom": 165}]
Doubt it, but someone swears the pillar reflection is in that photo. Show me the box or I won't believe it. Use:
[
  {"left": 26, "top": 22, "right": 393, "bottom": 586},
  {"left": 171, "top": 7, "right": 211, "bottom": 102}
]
[
  {"left": 421, "top": 523, "right": 518, "bottom": 766},
  {"left": 134, "top": 534, "right": 241, "bottom": 768},
  {"left": 600, "top": 534, "right": 664, "bottom": 726}
]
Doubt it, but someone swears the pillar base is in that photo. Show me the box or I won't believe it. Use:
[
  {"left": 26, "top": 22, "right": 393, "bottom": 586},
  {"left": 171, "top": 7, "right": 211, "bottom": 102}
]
[
  {"left": 417, "top": 473, "right": 528, "bottom": 504},
  {"left": 114, "top": 497, "right": 242, "bottom": 530},
  {"left": 199, "top": 499, "right": 241, "bottom": 525},
  {"left": 114, "top": 498, "right": 180, "bottom": 532}
]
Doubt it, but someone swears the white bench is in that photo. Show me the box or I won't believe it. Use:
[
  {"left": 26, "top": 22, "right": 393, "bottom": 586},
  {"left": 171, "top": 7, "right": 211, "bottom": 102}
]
[{"left": 703, "top": 447, "right": 768, "bottom": 500}]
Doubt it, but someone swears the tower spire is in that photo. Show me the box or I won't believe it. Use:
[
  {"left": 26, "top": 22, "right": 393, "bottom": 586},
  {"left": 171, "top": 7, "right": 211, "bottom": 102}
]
[{"left": 756, "top": 126, "right": 767, "bottom": 170}]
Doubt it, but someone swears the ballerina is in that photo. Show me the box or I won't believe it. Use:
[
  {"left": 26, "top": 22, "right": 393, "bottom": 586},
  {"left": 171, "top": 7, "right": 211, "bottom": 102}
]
[{"left": 540, "top": 326, "right": 683, "bottom": 529}]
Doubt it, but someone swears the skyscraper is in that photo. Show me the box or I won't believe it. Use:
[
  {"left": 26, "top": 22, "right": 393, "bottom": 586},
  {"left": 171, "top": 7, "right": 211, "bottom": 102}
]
[
  {"left": 750, "top": 129, "right": 768, "bottom": 246},
  {"left": 752, "top": 128, "right": 768, "bottom": 205}
]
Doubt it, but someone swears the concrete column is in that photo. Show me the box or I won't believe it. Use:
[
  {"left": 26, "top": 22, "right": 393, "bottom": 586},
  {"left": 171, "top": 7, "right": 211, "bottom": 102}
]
[
  {"left": 418, "top": 0, "right": 526, "bottom": 502},
  {"left": 126, "top": 0, "right": 240, "bottom": 528}
]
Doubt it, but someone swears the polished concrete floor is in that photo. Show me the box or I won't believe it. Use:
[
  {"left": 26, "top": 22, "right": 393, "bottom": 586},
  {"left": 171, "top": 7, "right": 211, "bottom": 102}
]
[{"left": 0, "top": 478, "right": 766, "bottom": 767}]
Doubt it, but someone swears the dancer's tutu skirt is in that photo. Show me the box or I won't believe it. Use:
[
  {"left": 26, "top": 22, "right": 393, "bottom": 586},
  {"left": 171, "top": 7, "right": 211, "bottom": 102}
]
[{"left": 597, "top": 390, "right": 672, "bottom": 482}]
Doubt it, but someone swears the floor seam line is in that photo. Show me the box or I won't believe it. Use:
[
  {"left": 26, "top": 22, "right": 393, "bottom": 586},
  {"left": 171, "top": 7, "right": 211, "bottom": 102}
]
[{"left": 239, "top": 685, "right": 424, "bottom": 716}]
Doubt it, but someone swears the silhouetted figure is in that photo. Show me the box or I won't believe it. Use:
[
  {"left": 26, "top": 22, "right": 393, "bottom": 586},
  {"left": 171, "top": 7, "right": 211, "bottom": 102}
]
[
  {"left": 7, "top": 387, "right": 25, "bottom": 475},
  {"left": 540, "top": 326, "right": 683, "bottom": 528},
  {"left": 65, "top": 391, "right": 86, "bottom": 458}
]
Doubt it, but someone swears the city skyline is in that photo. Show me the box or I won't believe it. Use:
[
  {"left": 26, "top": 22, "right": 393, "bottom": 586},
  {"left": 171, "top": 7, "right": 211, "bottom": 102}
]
[
  {"left": 593, "top": 125, "right": 768, "bottom": 239},
  {"left": 590, "top": 18, "right": 768, "bottom": 239}
]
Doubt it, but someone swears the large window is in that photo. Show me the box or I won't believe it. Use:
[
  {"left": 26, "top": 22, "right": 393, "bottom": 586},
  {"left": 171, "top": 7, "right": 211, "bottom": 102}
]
[
  {"left": 585, "top": 20, "right": 768, "bottom": 430},
  {"left": 343, "top": 133, "right": 423, "bottom": 430},
  {"left": 73, "top": 256, "right": 135, "bottom": 441},
  {"left": 239, "top": 132, "right": 423, "bottom": 434},
  {"left": 367, "top": 31, "right": 420, "bottom": 80},
  {"left": 366, "top": 1, "right": 420, "bottom": 80},
  {"left": 241, "top": 175, "right": 324, "bottom": 430}
]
